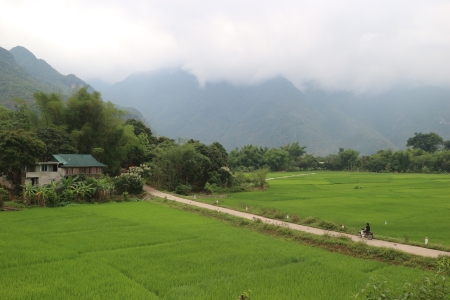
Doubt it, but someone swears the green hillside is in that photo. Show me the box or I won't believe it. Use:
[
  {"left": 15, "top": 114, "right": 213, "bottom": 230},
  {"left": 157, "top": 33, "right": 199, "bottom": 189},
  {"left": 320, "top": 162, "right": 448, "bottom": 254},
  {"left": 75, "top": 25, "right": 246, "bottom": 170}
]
[
  {"left": 0, "top": 46, "right": 89, "bottom": 108},
  {"left": 10, "top": 46, "right": 86, "bottom": 92},
  {"left": 101, "top": 69, "right": 401, "bottom": 155},
  {"left": 0, "top": 47, "right": 46, "bottom": 108}
]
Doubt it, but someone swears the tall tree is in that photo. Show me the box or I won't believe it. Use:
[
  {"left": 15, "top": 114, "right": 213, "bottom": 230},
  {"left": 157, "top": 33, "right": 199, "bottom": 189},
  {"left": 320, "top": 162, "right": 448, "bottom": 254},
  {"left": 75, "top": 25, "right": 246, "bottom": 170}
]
[
  {"left": 406, "top": 132, "right": 444, "bottom": 153},
  {"left": 33, "top": 92, "right": 65, "bottom": 127},
  {"left": 36, "top": 127, "right": 77, "bottom": 160},
  {"left": 338, "top": 148, "right": 360, "bottom": 170},
  {"left": 0, "top": 130, "right": 46, "bottom": 186}
]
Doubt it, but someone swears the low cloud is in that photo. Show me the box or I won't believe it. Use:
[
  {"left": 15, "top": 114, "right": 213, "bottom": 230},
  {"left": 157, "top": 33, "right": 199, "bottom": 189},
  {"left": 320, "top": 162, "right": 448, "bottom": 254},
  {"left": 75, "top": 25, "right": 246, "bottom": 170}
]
[{"left": 1, "top": 0, "right": 449, "bottom": 92}]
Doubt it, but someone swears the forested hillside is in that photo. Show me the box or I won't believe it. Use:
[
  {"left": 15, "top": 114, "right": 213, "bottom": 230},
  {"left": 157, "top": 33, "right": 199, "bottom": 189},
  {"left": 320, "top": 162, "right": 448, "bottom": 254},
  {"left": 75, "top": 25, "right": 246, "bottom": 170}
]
[
  {"left": 0, "top": 47, "right": 46, "bottom": 107},
  {"left": 2, "top": 46, "right": 450, "bottom": 156},
  {"left": 101, "top": 68, "right": 450, "bottom": 155},
  {"left": 0, "top": 46, "right": 88, "bottom": 108}
]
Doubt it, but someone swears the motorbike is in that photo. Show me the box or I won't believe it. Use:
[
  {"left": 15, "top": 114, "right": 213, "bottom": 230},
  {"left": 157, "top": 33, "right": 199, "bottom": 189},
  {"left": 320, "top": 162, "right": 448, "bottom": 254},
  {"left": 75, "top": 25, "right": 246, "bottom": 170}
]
[{"left": 357, "top": 229, "right": 374, "bottom": 240}]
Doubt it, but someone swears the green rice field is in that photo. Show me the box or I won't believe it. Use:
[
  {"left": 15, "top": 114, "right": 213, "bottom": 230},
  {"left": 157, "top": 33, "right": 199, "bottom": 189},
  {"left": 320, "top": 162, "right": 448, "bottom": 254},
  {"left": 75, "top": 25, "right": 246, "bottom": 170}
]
[
  {"left": 0, "top": 201, "right": 428, "bottom": 299},
  {"left": 218, "top": 171, "right": 450, "bottom": 246}
]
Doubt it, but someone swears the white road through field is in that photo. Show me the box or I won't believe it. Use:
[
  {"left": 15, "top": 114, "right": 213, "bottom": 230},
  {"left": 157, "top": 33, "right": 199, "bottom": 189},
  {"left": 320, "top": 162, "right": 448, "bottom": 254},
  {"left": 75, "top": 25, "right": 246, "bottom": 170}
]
[{"left": 144, "top": 185, "right": 450, "bottom": 258}]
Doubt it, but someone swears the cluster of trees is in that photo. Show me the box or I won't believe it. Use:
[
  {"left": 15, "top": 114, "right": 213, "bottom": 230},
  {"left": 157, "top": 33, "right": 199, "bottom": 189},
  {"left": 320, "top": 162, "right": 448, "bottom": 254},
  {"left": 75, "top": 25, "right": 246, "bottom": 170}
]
[
  {"left": 0, "top": 88, "right": 155, "bottom": 188},
  {"left": 229, "top": 142, "right": 306, "bottom": 171},
  {"left": 320, "top": 132, "right": 450, "bottom": 173},
  {"left": 0, "top": 88, "right": 250, "bottom": 197},
  {"left": 229, "top": 133, "right": 450, "bottom": 174},
  {"left": 2, "top": 87, "right": 449, "bottom": 201}
]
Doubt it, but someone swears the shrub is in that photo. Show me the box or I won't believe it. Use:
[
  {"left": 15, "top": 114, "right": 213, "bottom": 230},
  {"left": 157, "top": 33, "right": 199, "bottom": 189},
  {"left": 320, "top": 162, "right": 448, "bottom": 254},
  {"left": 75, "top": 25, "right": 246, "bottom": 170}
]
[
  {"left": 114, "top": 172, "right": 145, "bottom": 195},
  {"left": 318, "top": 220, "right": 338, "bottom": 231},
  {"left": 175, "top": 183, "right": 192, "bottom": 196},
  {"left": 303, "top": 216, "right": 317, "bottom": 225},
  {"left": 204, "top": 182, "right": 218, "bottom": 194},
  {"left": 0, "top": 187, "right": 8, "bottom": 207},
  {"left": 45, "top": 188, "right": 59, "bottom": 207}
]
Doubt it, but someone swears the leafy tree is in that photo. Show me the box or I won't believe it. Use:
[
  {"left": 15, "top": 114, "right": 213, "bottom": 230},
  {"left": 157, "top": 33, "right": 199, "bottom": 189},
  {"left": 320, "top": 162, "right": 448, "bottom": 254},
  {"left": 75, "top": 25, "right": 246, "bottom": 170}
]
[
  {"left": 263, "top": 148, "right": 290, "bottom": 171},
  {"left": 390, "top": 150, "right": 411, "bottom": 172},
  {"left": 36, "top": 127, "right": 77, "bottom": 160},
  {"left": 0, "top": 130, "right": 46, "bottom": 186},
  {"left": 443, "top": 140, "right": 450, "bottom": 151},
  {"left": 338, "top": 148, "right": 360, "bottom": 170},
  {"left": 125, "top": 118, "right": 153, "bottom": 142},
  {"left": 229, "top": 144, "right": 267, "bottom": 170},
  {"left": 406, "top": 132, "right": 444, "bottom": 153},
  {"left": 0, "top": 101, "right": 38, "bottom": 131},
  {"left": 33, "top": 92, "right": 65, "bottom": 127}
]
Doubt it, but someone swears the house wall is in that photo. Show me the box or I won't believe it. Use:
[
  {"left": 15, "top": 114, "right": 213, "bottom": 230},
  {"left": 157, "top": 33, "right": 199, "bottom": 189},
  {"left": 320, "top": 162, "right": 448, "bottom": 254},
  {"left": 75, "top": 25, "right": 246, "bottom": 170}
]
[
  {"left": 64, "top": 167, "right": 103, "bottom": 175},
  {"left": 25, "top": 169, "right": 66, "bottom": 186}
]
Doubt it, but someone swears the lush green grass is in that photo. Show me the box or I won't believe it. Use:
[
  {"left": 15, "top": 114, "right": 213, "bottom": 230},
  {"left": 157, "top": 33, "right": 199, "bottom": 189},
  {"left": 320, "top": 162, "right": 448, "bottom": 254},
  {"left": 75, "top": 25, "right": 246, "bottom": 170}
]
[
  {"left": 0, "top": 201, "right": 428, "bottom": 299},
  {"left": 209, "top": 171, "right": 450, "bottom": 247}
]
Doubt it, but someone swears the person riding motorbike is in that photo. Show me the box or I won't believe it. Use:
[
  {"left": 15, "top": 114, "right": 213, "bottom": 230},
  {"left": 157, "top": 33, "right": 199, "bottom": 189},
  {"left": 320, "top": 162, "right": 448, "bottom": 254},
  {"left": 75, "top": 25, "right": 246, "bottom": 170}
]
[{"left": 363, "top": 223, "right": 370, "bottom": 237}]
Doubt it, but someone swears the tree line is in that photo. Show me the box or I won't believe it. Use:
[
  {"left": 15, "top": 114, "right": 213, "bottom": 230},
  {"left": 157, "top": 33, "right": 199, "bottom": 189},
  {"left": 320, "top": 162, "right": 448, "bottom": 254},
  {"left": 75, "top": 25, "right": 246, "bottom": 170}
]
[
  {"left": 0, "top": 88, "right": 268, "bottom": 198},
  {"left": 1, "top": 88, "right": 450, "bottom": 200},
  {"left": 229, "top": 132, "right": 450, "bottom": 174}
]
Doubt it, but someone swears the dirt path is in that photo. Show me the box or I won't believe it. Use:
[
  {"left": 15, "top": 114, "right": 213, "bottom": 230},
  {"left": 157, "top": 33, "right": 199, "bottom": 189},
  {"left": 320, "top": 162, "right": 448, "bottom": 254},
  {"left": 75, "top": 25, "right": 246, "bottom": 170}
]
[{"left": 144, "top": 185, "right": 450, "bottom": 258}]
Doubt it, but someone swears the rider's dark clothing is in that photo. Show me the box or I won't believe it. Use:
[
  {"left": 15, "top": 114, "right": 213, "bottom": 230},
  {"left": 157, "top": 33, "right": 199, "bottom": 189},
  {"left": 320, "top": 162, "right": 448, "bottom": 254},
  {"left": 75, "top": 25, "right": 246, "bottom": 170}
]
[{"left": 364, "top": 224, "right": 371, "bottom": 236}]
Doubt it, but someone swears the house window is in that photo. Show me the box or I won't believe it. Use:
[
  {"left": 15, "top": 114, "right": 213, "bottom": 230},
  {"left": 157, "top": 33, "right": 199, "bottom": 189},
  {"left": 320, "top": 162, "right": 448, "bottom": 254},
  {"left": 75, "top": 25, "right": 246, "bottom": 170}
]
[
  {"left": 40, "top": 165, "right": 48, "bottom": 172},
  {"left": 53, "top": 165, "right": 58, "bottom": 172}
]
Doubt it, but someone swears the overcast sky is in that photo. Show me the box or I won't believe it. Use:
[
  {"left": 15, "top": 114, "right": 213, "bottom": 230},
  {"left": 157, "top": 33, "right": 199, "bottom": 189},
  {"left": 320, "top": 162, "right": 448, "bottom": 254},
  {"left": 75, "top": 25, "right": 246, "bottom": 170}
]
[{"left": 1, "top": 0, "right": 449, "bottom": 92}]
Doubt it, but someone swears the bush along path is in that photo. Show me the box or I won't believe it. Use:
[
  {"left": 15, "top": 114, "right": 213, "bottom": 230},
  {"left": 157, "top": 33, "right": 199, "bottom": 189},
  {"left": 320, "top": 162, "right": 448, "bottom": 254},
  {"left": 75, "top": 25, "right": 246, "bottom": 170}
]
[{"left": 144, "top": 185, "right": 450, "bottom": 258}]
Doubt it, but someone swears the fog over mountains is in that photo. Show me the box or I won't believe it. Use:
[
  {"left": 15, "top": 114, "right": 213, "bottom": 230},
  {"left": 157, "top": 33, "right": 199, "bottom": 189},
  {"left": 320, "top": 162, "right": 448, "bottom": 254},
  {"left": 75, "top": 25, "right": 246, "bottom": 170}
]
[
  {"left": 1, "top": 46, "right": 450, "bottom": 156},
  {"left": 95, "top": 69, "right": 450, "bottom": 155}
]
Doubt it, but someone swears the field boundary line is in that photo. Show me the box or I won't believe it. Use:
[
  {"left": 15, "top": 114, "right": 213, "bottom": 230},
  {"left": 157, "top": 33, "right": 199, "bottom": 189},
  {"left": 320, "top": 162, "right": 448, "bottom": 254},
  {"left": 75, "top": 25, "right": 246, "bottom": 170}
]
[
  {"left": 144, "top": 185, "right": 450, "bottom": 258},
  {"left": 266, "top": 173, "right": 315, "bottom": 181}
]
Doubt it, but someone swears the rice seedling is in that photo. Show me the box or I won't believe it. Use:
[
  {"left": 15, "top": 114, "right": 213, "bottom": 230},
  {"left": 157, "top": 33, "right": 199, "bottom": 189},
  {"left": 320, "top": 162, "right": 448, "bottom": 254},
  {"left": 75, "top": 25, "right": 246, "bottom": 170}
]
[{"left": 0, "top": 201, "right": 430, "bottom": 299}]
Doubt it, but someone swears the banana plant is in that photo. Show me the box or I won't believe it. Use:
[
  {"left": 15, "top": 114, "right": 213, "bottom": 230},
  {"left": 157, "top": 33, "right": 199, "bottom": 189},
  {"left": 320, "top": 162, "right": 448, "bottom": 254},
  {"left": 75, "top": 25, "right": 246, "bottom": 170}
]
[
  {"left": 72, "top": 181, "right": 96, "bottom": 202},
  {"left": 22, "top": 182, "right": 38, "bottom": 205}
]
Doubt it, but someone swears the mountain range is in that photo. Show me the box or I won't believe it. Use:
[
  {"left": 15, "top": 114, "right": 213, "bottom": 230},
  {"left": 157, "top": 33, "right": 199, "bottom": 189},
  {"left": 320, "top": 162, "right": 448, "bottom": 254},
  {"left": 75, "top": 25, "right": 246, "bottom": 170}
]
[
  {"left": 0, "top": 46, "right": 88, "bottom": 108},
  {"left": 96, "top": 69, "right": 450, "bottom": 155},
  {"left": 0, "top": 46, "right": 145, "bottom": 121},
  {"left": 1, "top": 46, "right": 450, "bottom": 155}
]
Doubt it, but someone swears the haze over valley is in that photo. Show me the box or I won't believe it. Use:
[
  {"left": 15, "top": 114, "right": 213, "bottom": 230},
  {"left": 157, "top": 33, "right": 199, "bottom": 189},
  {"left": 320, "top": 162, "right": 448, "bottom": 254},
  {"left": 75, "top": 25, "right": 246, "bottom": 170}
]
[{"left": 2, "top": 1, "right": 450, "bottom": 155}]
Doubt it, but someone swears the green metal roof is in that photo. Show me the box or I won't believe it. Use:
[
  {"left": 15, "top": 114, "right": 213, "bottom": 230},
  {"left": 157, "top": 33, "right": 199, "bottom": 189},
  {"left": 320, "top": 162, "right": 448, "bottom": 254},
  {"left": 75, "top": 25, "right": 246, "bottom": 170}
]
[{"left": 50, "top": 154, "right": 107, "bottom": 168}]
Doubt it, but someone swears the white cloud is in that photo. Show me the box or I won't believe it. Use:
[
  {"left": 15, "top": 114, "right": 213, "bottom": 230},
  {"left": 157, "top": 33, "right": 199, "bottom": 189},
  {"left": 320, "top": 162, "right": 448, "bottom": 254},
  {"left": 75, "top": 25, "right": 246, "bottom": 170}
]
[{"left": 1, "top": 0, "right": 449, "bottom": 91}]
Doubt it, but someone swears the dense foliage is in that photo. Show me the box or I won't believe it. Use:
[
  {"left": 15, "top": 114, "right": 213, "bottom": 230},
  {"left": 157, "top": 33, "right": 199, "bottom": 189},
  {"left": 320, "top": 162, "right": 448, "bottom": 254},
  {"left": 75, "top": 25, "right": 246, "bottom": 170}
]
[
  {"left": 1, "top": 86, "right": 450, "bottom": 199},
  {"left": 229, "top": 133, "right": 450, "bottom": 174}
]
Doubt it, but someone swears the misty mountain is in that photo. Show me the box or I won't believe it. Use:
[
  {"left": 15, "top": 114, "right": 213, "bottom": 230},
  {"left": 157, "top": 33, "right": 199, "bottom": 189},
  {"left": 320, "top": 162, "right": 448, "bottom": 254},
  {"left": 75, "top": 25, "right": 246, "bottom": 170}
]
[
  {"left": 100, "top": 68, "right": 449, "bottom": 155},
  {"left": 86, "top": 78, "right": 112, "bottom": 93},
  {"left": 0, "top": 46, "right": 46, "bottom": 107},
  {"left": 2, "top": 46, "right": 449, "bottom": 155},
  {"left": 0, "top": 45, "right": 149, "bottom": 124},
  {"left": 9, "top": 46, "right": 87, "bottom": 93},
  {"left": 0, "top": 46, "right": 89, "bottom": 107}
]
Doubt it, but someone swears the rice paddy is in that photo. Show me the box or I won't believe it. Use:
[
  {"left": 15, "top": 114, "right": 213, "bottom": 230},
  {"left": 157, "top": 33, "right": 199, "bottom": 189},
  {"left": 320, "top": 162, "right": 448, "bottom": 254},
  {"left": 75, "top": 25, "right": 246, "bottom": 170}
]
[
  {"left": 211, "top": 171, "right": 450, "bottom": 246},
  {"left": 0, "top": 201, "right": 429, "bottom": 299}
]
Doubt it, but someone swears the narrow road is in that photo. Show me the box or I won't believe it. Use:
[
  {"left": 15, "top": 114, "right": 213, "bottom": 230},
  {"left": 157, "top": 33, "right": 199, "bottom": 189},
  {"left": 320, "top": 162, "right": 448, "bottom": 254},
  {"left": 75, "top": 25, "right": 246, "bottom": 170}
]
[{"left": 144, "top": 185, "right": 450, "bottom": 258}]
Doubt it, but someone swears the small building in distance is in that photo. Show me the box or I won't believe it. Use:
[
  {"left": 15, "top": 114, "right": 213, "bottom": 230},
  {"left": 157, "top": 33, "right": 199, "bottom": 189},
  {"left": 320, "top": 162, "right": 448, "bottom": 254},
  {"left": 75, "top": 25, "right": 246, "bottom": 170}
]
[{"left": 22, "top": 154, "right": 107, "bottom": 186}]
